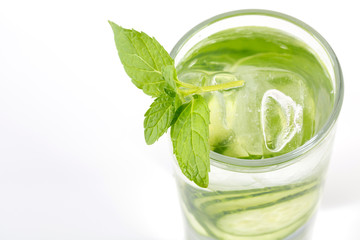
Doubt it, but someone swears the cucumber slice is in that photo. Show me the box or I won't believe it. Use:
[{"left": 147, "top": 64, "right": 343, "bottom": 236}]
[
  {"left": 204, "top": 209, "right": 313, "bottom": 240},
  {"left": 216, "top": 189, "right": 318, "bottom": 236},
  {"left": 221, "top": 137, "right": 249, "bottom": 158},
  {"left": 181, "top": 201, "right": 209, "bottom": 237},
  {"left": 182, "top": 181, "right": 320, "bottom": 239},
  {"left": 208, "top": 92, "right": 233, "bottom": 148},
  {"left": 203, "top": 181, "right": 317, "bottom": 216},
  {"left": 193, "top": 186, "right": 278, "bottom": 210}
]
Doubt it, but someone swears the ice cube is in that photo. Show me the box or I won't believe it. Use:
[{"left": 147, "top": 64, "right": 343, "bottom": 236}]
[
  {"left": 176, "top": 70, "right": 209, "bottom": 86},
  {"left": 261, "top": 89, "right": 303, "bottom": 152},
  {"left": 208, "top": 91, "right": 230, "bottom": 148},
  {"left": 211, "top": 72, "right": 238, "bottom": 85},
  {"left": 206, "top": 73, "right": 241, "bottom": 154}
]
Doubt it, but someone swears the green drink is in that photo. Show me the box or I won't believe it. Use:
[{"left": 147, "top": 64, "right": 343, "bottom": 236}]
[
  {"left": 171, "top": 10, "right": 343, "bottom": 240},
  {"left": 109, "top": 9, "right": 343, "bottom": 240}
]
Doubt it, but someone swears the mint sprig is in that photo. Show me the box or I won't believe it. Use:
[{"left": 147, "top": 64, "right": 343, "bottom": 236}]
[{"left": 109, "top": 21, "right": 244, "bottom": 188}]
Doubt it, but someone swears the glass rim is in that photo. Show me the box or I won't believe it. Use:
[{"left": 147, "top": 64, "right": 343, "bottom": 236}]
[{"left": 170, "top": 9, "right": 344, "bottom": 168}]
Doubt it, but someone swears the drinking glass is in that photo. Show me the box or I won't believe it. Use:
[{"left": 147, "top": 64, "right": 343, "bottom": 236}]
[{"left": 170, "top": 9, "right": 343, "bottom": 240}]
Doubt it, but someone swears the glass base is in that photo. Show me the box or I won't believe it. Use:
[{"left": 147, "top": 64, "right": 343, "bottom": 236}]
[{"left": 185, "top": 216, "right": 316, "bottom": 240}]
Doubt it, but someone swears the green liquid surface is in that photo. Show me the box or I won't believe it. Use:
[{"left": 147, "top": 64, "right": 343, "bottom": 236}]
[
  {"left": 176, "top": 26, "right": 334, "bottom": 159},
  {"left": 176, "top": 27, "right": 333, "bottom": 239}
]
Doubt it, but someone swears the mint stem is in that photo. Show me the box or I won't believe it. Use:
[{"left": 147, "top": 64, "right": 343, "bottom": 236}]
[{"left": 178, "top": 80, "right": 245, "bottom": 96}]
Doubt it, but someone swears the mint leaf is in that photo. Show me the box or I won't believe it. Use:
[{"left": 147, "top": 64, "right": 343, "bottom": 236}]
[
  {"left": 162, "top": 65, "right": 179, "bottom": 98},
  {"left": 170, "top": 95, "right": 210, "bottom": 187},
  {"left": 162, "top": 65, "right": 177, "bottom": 92},
  {"left": 144, "top": 93, "right": 176, "bottom": 145},
  {"left": 109, "top": 21, "right": 173, "bottom": 97}
]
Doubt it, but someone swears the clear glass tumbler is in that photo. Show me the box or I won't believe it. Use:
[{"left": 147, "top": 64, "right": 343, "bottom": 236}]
[{"left": 170, "top": 10, "right": 343, "bottom": 240}]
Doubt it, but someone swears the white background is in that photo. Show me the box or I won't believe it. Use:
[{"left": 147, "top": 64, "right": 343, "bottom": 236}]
[{"left": 0, "top": 0, "right": 359, "bottom": 239}]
